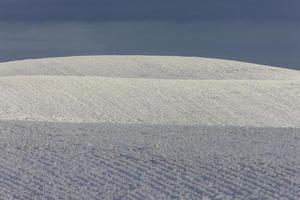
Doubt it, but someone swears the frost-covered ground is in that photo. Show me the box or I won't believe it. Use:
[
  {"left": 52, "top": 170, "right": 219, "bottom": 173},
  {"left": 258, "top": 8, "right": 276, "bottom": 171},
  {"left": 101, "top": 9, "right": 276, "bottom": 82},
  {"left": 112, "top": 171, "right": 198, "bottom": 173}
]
[
  {"left": 0, "top": 56, "right": 300, "bottom": 199},
  {"left": 1, "top": 121, "right": 299, "bottom": 200}
]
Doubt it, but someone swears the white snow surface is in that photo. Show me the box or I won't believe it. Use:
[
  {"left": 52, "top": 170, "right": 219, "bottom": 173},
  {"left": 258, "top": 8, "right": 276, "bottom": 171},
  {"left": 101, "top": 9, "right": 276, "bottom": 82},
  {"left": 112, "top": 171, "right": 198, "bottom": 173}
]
[
  {"left": 1, "top": 55, "right": 300, "bottom": 80},
  {"left": 0, "top": 56, "right": 299, "bottom": 199}
]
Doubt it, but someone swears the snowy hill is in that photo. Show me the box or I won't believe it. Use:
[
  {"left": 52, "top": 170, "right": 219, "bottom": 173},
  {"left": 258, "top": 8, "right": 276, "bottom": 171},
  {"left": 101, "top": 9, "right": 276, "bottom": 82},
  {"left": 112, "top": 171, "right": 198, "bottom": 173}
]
[{"left": 0, "top": 56, "right": 299, "bottom": 199}]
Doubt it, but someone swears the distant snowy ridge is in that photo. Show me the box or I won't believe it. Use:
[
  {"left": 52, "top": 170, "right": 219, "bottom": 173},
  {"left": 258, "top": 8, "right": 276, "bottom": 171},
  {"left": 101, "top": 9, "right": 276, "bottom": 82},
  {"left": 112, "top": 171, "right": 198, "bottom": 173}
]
[{"left": 1, "top": 55, "right": 300, "bottom": 79}]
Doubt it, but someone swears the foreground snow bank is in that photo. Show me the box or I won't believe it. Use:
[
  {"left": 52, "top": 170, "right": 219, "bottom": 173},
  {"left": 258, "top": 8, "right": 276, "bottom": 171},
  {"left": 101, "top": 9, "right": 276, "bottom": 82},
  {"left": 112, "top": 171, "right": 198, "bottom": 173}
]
[{"left": 1, "top": 121, "right": 299, "bottom": 200}]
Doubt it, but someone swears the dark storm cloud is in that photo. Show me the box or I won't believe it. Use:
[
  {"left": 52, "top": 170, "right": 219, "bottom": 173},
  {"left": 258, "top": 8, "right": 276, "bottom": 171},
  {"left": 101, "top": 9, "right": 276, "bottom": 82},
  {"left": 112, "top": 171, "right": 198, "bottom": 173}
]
[{"left": 0, "top": 0, "right": 300, "bottom": 22}]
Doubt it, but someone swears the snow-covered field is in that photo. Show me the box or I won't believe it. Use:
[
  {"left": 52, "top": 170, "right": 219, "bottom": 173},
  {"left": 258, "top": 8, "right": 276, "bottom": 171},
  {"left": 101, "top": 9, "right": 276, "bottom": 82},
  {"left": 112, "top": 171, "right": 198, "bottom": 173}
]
[{"left": 0, "top": 56, "right": 299, "bottom": 199}]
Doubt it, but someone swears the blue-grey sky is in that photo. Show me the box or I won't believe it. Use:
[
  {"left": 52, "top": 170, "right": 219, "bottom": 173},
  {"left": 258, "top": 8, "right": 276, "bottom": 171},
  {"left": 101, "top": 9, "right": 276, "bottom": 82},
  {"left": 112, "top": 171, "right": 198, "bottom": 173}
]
[
  {"left": 1, "top": 0, "right": 300, "bottom": 22},
  {"left": 0, "top": 0, "right": 299, "bottom": 69}
]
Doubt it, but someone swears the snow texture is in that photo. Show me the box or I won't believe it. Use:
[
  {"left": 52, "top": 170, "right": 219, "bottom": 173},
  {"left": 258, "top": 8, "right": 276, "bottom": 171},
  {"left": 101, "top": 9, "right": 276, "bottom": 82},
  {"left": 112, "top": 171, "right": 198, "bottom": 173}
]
[
  {"left": 1, "top": 55, "right": 300, "bottom": 80},
  {"left": 0, "top": 56, "right": 299, "bottom": 199}
]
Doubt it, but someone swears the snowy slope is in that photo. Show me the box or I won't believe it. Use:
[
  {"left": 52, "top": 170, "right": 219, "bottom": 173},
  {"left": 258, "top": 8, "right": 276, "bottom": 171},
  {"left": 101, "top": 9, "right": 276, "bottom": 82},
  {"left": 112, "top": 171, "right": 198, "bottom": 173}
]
[
  {"left": 0, "top": 56, "right": 299, "bottom": 200},
  {"left": 1, "top": 77, "right": 300, "bottom": 127}
]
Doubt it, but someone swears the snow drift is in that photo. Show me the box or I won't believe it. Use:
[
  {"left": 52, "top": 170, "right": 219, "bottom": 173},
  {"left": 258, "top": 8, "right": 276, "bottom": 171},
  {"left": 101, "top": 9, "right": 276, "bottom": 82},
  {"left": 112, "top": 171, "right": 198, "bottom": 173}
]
[
  {"left": 1, "top": 77, "right": 300, "bottom": 127},
  {"left": 0, "top": 56, "right": 299, "bottom": 199},
  {"left": 1, "top": 56, "right": 300, "bottom": 127}
]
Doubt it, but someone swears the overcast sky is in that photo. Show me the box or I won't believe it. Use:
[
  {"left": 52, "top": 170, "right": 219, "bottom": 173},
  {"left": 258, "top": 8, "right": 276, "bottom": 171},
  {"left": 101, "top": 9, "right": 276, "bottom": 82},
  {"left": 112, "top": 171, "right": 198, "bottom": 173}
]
[
  {"left": 0, "top": 0, "right": 299, "bottom": 69},
  {"left": 1, "top": 0, "right": 300, "bottom": 22}
]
